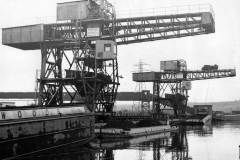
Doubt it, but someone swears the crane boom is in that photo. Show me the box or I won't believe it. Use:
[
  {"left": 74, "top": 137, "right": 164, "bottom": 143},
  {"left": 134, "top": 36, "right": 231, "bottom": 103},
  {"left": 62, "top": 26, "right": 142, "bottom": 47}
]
[
  {"left": 106, "top": 12, "right": 214, "bottom": 45},
  {"left": 2, "top": 12, "right": 214, "bottom": 50},
  {"left": 133, "top": 69, "right": 236, "bottom": 83}
]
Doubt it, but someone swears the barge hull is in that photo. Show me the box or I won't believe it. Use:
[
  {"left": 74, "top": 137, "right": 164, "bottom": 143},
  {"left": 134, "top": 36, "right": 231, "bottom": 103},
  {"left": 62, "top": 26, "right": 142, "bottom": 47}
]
[
  {"left": 224, "top": 114, "right": 240, "bottom": 121},
  {"left": 0, "top": 106, "right": 94, "bottom": 160}
]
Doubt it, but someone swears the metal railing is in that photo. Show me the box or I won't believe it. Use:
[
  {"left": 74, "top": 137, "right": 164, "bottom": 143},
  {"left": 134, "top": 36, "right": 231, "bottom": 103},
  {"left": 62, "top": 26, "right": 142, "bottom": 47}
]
[
  {"left": 116, "top": 4, "right": 214, "bottom": 19},
  {"left": 2, "top": 4, "right": 214, "bottom": 28}
]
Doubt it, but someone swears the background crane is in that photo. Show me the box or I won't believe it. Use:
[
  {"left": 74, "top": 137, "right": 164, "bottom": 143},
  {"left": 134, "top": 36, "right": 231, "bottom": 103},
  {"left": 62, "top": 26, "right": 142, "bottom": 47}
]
[{"left": 133, "top": 61, "right": 236, "bottom": 117}]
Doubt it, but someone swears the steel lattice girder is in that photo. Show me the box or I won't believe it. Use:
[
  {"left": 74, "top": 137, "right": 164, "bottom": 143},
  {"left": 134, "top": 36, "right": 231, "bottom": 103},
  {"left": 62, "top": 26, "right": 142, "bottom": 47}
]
[
  {"left": 133, "top": 69, "right": 236, "bottom": 83},
  {"left": 152, "top": 82, "right": 188, "bottom": 116},
  {"left": 38, "top": 41, "right": 119, "bottom": 112},
  {"left": 2, "top": 12, "right": 214, "bottom": 50},
  {"left": 110, "top": 12, "right": 214, "bottom": 44}
]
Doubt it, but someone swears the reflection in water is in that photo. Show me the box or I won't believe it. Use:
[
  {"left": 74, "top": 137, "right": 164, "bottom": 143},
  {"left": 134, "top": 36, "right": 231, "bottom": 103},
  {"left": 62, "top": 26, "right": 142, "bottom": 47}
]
[
  {"left": 17, "top": 126, "right": 192, "bottom": 160},
  {"left": 188, "top": 122, "right": 240, "bottom": 160},
  {"left": 170, "top": 127, "right": 190, "bottom": 160},
  {"left": 187, "top": 124, "right": 213, "bottom": 136},
  {"left": 17, "top": 147, "right": 95, "bottom": 160},
  {"left": 14, "top": 122, "right": 240, "bottom": 160}
]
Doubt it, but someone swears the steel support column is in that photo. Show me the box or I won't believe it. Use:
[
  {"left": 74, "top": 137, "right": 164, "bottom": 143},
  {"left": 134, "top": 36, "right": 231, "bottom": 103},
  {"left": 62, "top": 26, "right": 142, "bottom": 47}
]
[{"left": 152, "top": 81, "right": 188, "bottom": 117}]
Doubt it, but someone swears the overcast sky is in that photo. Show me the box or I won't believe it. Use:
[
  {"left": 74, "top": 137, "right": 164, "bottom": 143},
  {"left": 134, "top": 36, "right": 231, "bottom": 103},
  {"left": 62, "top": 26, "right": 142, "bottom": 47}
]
[{"left": 0, "top": 0, "right": 239, "bottom": 102}]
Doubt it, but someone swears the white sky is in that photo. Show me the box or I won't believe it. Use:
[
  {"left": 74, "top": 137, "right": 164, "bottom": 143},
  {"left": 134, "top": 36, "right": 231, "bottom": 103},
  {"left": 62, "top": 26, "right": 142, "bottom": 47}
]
[{"left": 0, "top": 0, "right": 239, "bottom": 102}]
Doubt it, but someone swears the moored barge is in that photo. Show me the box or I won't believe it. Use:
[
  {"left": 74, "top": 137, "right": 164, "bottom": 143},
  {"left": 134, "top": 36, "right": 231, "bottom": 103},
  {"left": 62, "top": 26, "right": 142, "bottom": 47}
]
[{"left": 0, "top": 105, "right": 94, "bottom": 160}]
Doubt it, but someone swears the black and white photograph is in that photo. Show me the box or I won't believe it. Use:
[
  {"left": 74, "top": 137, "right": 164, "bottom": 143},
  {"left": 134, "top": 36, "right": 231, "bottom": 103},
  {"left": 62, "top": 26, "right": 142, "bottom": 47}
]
[{"left": 0, "top": 0, "right": 239, "bottom": 159}]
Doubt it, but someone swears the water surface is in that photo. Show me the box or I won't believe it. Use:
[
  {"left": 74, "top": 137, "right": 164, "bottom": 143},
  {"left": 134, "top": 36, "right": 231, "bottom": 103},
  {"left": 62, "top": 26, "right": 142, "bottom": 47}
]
[{"left": 20, "top": 122, "right": 240, "bottom": 160}]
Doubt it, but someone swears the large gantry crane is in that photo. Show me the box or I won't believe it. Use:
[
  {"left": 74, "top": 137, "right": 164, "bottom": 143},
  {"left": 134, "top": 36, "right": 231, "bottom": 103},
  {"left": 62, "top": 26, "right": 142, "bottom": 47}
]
[
  {"left": 133, "top": 61, "right": 236, "bottom": 117},
  {"left": 2, "top": 0, "right": 215, "bottom": 114}
]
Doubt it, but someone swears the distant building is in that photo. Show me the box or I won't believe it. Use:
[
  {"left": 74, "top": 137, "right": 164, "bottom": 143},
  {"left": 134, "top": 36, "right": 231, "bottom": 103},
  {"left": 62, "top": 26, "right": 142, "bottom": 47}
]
[{"left": 194, "top": 105, "right": 212, "bottom": 115}]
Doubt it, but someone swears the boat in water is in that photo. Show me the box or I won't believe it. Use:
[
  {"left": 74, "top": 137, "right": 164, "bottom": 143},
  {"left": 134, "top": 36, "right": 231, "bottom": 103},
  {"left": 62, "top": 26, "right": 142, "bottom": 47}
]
[
  {"left": 213, "top": 111, "right": 240, "bottom": 121},
  {"left": 0, "top": 105, "right": 94, "bottom": 160},
  {"left": 223, "top": 114, "right": 240, "bottom": 121}
]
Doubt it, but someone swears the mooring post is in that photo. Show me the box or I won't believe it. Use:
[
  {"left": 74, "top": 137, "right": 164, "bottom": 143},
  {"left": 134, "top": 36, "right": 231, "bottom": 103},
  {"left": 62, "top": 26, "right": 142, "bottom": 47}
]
[{"left": 238, "top": 145, "right": 240, "bottom": 159}]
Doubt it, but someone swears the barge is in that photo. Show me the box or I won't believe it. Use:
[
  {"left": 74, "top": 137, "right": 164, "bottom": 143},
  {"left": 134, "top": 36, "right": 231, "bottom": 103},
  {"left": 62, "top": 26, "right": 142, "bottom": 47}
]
[
  {"left": 171, "top": 115, "right": 212, "bottom": 125},
  {"left": 0, "top": 105, "right": 94, "bottom": 160},
  {"left": 213, "top": 112, "right": 240, "bottom": 121},
  {"left": 91, "top": 131, "right": 171, "bottom": 149},
  {"left": 95, "top": 125, "right": 178, "bottom": 138},
  {"left": 223, "top": 114, "right": 240, "bottom": 121}
]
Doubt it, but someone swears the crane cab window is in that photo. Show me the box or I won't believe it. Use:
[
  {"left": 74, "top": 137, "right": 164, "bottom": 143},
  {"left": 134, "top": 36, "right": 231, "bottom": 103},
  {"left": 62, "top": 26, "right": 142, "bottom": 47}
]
[{"left": 104, "top": 44, "right": 111, "bottom": 52}]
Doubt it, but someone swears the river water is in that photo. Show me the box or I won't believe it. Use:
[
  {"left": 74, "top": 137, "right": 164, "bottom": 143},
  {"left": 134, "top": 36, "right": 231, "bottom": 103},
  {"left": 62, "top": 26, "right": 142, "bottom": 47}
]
[{"left": 17, "top": 122, "right": 240, "bottom": 160}]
